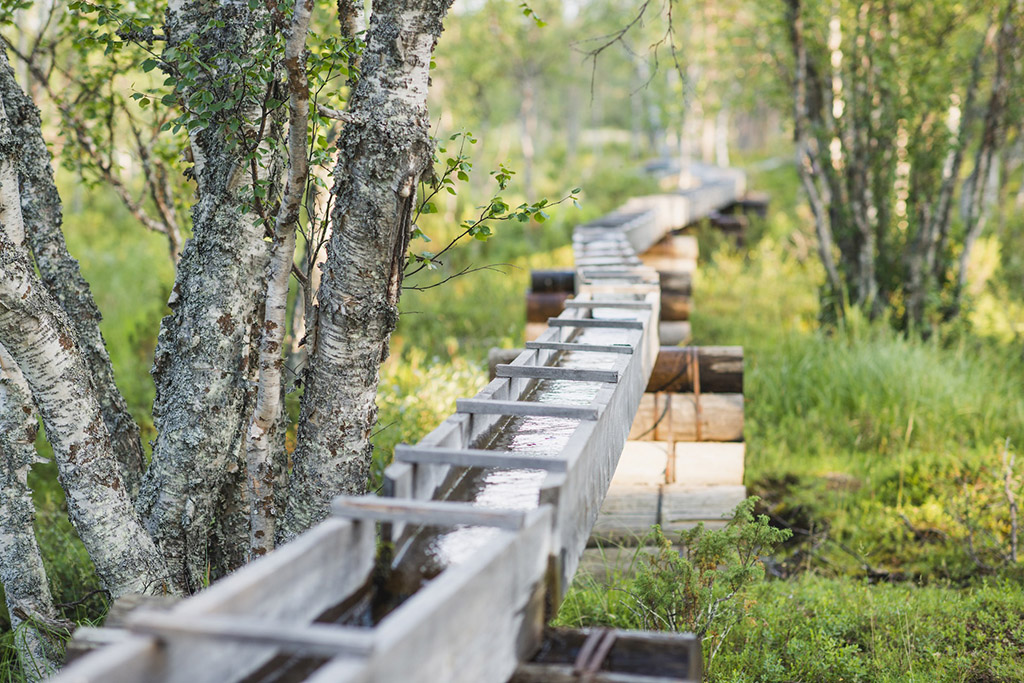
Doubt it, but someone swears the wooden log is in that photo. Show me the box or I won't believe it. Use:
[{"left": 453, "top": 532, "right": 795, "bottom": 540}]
[
  {"left": 646, "top": 346, "right": 743, "bottom": 393},
  {"left": 641, "top": 234, "right": 698, "bottom": 261},
  {"left": 639, "top": 255, "right": 696, "bottom": 274},
  {"left": 512, "top": 628, "right": 702, "bottom": 683},
  {"left": 125, "top": 612, "right": 375, "bottom": 659},
  {"left": 530, "top": 270, "right": 576, "bottom": 293},
  {"left": 563, "top": 300, "right": 653, "bottom": 311},
  {"left": 627, "top": 393, "right": 743, "bottom": 442},
  {"left": 661, "top": 484, "right": 747, "bottom": 533},
  {"left": 658, "top": 321, "right": 691, "bottom": 346},
  {"left": 659, "top": 291, "right": 692, "bottom": 321},
  {"left": 526, "top": 291, "right": 570, "bottom": 322},
  {"left": 657, "top": 270, "right": 692, "bottom": 294}
]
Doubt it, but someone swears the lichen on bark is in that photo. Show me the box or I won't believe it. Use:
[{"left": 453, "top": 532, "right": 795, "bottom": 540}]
[
  {"left": 282, "top": 0, "right": 455, "bottom": 539},
  {"left": 137, "top": 0, "right": 286, "bottom": 592}
]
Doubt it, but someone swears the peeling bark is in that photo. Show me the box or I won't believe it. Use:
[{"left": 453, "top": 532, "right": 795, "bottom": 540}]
[
  {"left": 245, "top": 0, "right": 313, "bottom": 560},
  {"left": 0, "top": 48, "right": 146, "bottom": 498},
  {"left": 0, "top": 348, "right": 60, "bottom": 681},
  {"left": 0, "top": 229, "right": 170, "bottom": 600},
  {"left": 282, "top": 0, "right": 454, "bottom": 539},
  {"left": 138, "top": 0, "right": 283, "bottom": 591}
]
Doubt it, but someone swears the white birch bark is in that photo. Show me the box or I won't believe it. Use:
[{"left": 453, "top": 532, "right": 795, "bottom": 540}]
[
  {"left": 0, "top": 347, "right": 61, "bottom": 682},
  {"left": 0, "top": 47, "right": 169, "bottom": 600},
  {"left": 245, "top": 0, "right": 313, "bottom": 559},
  {"left": 281, "top": 0, "right": 455, "bottom": 539},
  {"left": 137, "top": 0, "right": 285, "bottom": 591},
  {"left": 0, "top": 48, "right": 147, "bottom": 498},
  {"left": 0, "top": 221, "right": 171, "bottom": 600}
]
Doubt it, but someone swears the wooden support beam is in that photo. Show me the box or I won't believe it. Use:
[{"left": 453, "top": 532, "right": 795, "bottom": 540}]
[
  {"left": 524, "top": 341, "right": 634, "bottom": 354},
  {"left": 496, "top": 364, "right": 619, "bottom": 383},
  {"left": 526, "top": 291, "right": 570, "bottom": 322},
  {"left": 332, "top": 495, "right": 528, "bottom": 530},
  {"left": 658, "top": 271, "right": 692, "bottom": 294},
  {"left": 394, "top": 445, "right": 568, "bottom": 472},
  {"left": 530, "top": 270, "right": 576, "bottom": 293},
  {"left": 126, "top": 612, "right": 375, "bottom": 659},
  {"left": 547, "top": 318, "right": 644, "bottom": 330},
  {"left": 659, "top": 292, "right": 691, "bottom": 321},
  {"left": 563, "top": 300, "right": 653, "bottom": 310},
  {"left": 647, "top": 346, "right": 743, "bottom": 393},
  {"left": 628, "top": 393, "right": 744, "bottom": 442},
  {"left": 456, "top": 399, "right": 599, "bottom": 421}
]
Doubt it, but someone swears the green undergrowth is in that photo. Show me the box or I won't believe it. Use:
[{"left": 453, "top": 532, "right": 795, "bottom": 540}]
[
  {"left": 556, "top": 164, "right": 1024, "bottom": 680},
  {"left": 559, "top": 569, "right": 1024, "bottom": 682}
]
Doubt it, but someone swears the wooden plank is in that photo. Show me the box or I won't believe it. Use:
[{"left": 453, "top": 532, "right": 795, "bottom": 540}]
[
  {"left": 456, "top": 398, "right": 599, "bottom": 420},
  {"left": 54, "top": 517, "right": 376, "bottom": 683},
  {"left": 547, "top": 318, "right": 644, "bottom": 330},
  {"left": 511, "top": 665, "right": 691, "bottom": 683},
  {"left": 332, "top": 495, "right": 527, "bottom": 530},
  {"left": 563, "top": 300, "right": 653, "bottom": 310},
  {"left": 660, "top": 484, "right": 747, "bottom": 533},
  {"left": 125, "top": 612, "right": 375, "bottom": 659},
  {"left": 525, "top": 341, "right": 634, "bottom": 354},
  {"left": 324, "top": 507, "right": 553, "bottom": 683},
  {"left": 394, "top": 445, "right": 568, "bottom": 472},
  {"left": 495, "top": 364, "right": 619, "bottom": 383}
]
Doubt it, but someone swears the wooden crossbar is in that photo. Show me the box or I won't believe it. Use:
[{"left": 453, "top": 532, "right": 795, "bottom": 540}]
[
  {"left": 394, "top": 445, "right": 568, "bottom": 472},
  {"left": 332, "top": 495, "right": 527, "bottom": 530},
  {"left": 525, "top": 341, "right": 634, "bottom": 354},
  {"left": 456, "top": 398, "right": 599, "bottom": 420},
  {"left": 563, "top": 301, "right": 653, "bottom": 310},
  {"left": 126, "top": 612, "right": 375, "bottom": 659},
  {"left": 495, "top": 364, "right": 619, "bottom": 383},
  {"left": 547, "top": 318, "right": 644, "bottom": 330}
]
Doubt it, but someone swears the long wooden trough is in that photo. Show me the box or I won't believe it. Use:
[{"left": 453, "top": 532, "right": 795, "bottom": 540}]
[{"left": 52, "top": 166, "right": 743, "bottom": 683}]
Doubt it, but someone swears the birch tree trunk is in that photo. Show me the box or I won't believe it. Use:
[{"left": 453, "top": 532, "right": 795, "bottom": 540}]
[
  {"left": 0, "top": 349, "right": 60, "bottom": 681},
  {"left": 282, "top": 0, "right": 455, "bottom": 539},
  {"left": 0, "top": 221, "right": 170, "bottom": 601},
  {"left": 0, "top": 49, "right": 146, "bottom": 498},
  {"left": 245, "top": 0, "right": 312, "bottom": 560},
  {"left": 137, "top": 0, "right": 282, "bottom": 592},
  {"left": 0, "top": 47, "right": 169, "bottom": 600}
]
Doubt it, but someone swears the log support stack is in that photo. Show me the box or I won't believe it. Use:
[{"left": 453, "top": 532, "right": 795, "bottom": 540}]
[
  {"left": 637, "top": 234, "right": 696, "bottom": 345},
  {"left": 592, "top": 345, "right": 748, "bottom": 543}
]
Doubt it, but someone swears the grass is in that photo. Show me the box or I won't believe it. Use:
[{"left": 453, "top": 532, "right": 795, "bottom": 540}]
[{"left": 553, "top": 163, "right": 1024, "bottom": 680}]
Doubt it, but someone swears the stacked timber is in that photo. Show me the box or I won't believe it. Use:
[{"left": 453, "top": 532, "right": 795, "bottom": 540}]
[
  {"left": 592, "top": 343, "right": 748, "bottom": 543},
  {"left": 524, "top": 235, "right": 695, "bottom": 345},
  {"left": 638, "top": 234, "right": 696, "bottom": 345}
]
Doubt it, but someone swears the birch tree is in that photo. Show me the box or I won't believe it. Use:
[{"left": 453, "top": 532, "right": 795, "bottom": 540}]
[
  {"left": 784, "top": 0, "right": 1023, "bottom": 330},
  {"left": 283, "top": 0, "right": 456, "bottom": 536},
  {"left": 0, "top": 49, "right": 171, "bottom": 600}
]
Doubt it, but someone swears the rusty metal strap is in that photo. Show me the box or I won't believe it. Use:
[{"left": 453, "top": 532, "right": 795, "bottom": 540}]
[
  {"left": 573, "top": 628, "right": 618, "bottom": 680},
  {"left": 691, "top": 346, "right": 702, "bottom": 442}
]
